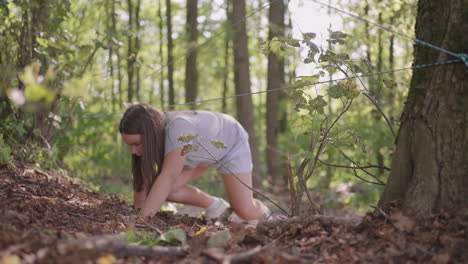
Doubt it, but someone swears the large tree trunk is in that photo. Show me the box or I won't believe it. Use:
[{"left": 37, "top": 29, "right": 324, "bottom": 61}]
[
  {"left": 184, "top": 0, "right": 198, "bottom": 109},
  {"left": 266, "top": 0, "right": 286, "bottom": 184},
  {"left": 231, "top": 0, "right": 261, "bottom": 187},
  {"left": 379, "top": 0, "right": 468, "bottom": 214}
]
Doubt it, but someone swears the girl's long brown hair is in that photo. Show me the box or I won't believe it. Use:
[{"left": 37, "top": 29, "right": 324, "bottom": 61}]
[{"left": 119, "top": 104, "right": 166, "bottom": 194}]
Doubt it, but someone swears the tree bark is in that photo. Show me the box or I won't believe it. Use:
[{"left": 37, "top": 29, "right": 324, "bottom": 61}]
[
  {"left": 231, "top": 0, "right": 261, "bottom": 187},
  {"left": 266, "top": 0, "right": 286, "bottom": 183},
  {"left": 184, "top": 0, "right": 198, "bottom": 109},
  {"left": 126, "top": 0, "right": 135, "bottom": 102},
  {"left": 222, "top": 0, "right": 232, "bottom": 114},
  {"left": 157, "top": 0, "right": 165, "bottom": 107},
  {"left": 166, "top": 0, "right": 175, "bottom": 109},
  {"left": 379, "top": 0, "right": 468, "bottom": 214}
]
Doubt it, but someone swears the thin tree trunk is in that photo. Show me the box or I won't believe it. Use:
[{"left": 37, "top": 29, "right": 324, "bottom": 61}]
[
  {"left": 184, "top": 0, "right": 198, "bottom": 109},
  {"left": 106, "top": 0, "right": 116, "bottom": 112},
  {"left": 127, "top": 0, "right": 135, "bottom": 102},
  {"left": 166, "top": 0, "right": 175, "bottom": 109},
  {"left": 135, "top": 0, "right": 141, "bottom": 102},
  {"left": 157, "top": 0, "right": 165, "bottom": 107},
  {"left": 266, "top": 0, "right": 286, "bottom": 183},
  {"left": 379, "top": 0, "right": 468, "bottom": 214},
  {"left": 111, "top": 0, "right": 123, "bottom": 107},
  {"left": 232, "top": 0, "right": 261, "bottom": 187},
  {"left": 222, "top": 0, "right": 232, "bottom": 113}
]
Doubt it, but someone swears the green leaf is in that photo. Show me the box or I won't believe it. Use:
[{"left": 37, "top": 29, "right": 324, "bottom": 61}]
[
  {"left": 156, "top": 229, "right": 187, "bottom": 246},
  {"left": 284, "top": 38, "right": 300, "bottom": 47},
  {"left": 338, "top": 79, "right": 360, "bottom": 99},
  {"left": 207, "top": 230, "right": 232, "bottom": 248},
  {"left": 178, "top": 134, "right": 198, "bottom": 142},
  {"left": 210, "top": 140, "right": 227, "bottom": 149},
  {"left": 0, "top": 134, "right": 11, "bottom": 164},
  {"left": 303, "top": 32, "right": 316, "bottom": 40},
  {"left": 303, "top": 42, "right": 320, "bottom": 64},
  {"left": 309, "top": 95, "right": 327, "bottom": 114},
  {"left": 181, "top": 144, "right": 199, "bottom": 156},
  {"left": 329, "top": 31, "right": 348, "bottom": 39},
  {"left": 382, "top": 79, "right": 398, "bottom": 89},
  {"left": 328, "top": 84, "right": 344, "bottom": 99}
]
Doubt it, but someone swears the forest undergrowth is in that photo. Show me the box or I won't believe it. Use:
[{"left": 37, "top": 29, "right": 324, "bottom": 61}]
[{"left": 0, "top": 163, "right": 466, "bottom": 263}]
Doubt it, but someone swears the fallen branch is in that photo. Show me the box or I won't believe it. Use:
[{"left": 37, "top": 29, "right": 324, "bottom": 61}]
[{"left": 55, "top": 234, "right": 188, "bottom": 258}]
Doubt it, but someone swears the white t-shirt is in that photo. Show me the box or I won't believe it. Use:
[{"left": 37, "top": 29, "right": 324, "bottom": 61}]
[{"left": 164, "top": 111, "right": 252, "bottom": 173}]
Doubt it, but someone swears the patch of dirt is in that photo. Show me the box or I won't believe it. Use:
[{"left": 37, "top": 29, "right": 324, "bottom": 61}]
[{"left": 0, "top": 163, "right": 466, "bottom": 263}]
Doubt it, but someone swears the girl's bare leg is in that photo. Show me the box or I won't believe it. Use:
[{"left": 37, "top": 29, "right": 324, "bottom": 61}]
[
  {"left": 221, "top": 172, "right": 268, "bottom": 220},
  {"left": 166, "top": 167, "right": 214, "bottom": 208}
]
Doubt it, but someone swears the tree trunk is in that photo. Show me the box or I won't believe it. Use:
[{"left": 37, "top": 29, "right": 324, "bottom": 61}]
[
  {"left": 231, "top": 0, "right": 261, "bottom": 187},
  {"left": 111, "top": 0, "right": 123, "bottom": 107},
  {"left": 184, "top": 0, "right": 198, "bottom": 109},
  {"left": 157, "top": 0, "right": 165, "bottom": 107},
  {"left": 266, "top": 0, "right": 286, "bottom": 184},
  {"left": 126, "top": 0, "right": 135, "bottom": 102},
  {"left": 166, "top": 0, "right": 175, "bottom": 109},
  {"left": 379, "top": 0, "right": 468, "bottom": 214},
  {"left": 222, "top": 0, "right": 232, "bottom": 113},
  {"left": 135, "top": 0, "right": 142, "bottom": 102}
]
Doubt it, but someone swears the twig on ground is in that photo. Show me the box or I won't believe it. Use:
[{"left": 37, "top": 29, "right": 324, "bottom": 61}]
[
  {"left": 69, "top": 212, "right": 106, "bottom": 223},
  {"left": 369, "top": 204, "right": 390, "bottom": 221},
  {"left": 136, "top": 217, "right": 163, "bottom": 235}
]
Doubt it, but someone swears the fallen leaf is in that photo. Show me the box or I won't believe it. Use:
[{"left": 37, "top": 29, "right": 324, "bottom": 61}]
[
  {"left": 1, "top": 255, "right": 21, "bottom": 264},
  {"left": 195, "top": 226, "right": 208, "bottom": 235},
  {"left": 207, "top": 230, "right": 232, "bottom": 248},
  {"left": 96, "top": 254, "right": 116, "bottom": 264},
  {"left": 390, "top": 210, "right": 416, "bottom": 232}
]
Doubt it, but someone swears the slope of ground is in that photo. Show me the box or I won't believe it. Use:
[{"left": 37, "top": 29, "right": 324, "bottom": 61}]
[{"left": 0, "top": 163, "right": 466, "bottom": 263}]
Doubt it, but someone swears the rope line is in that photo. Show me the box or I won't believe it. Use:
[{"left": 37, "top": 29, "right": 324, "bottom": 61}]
[
  {"left": 306, "top": 0, "right": 467, "bottom": 63},
  {"left": 162, "top": 59, "right": 461, "bottom": 109},
  {"left": 78, "top": 58, "right": 461, "bottom": 120}
]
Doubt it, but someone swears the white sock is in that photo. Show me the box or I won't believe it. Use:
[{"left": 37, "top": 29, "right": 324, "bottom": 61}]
[{"left": 205, "top": 197, "right": 229, "bottom": 220}]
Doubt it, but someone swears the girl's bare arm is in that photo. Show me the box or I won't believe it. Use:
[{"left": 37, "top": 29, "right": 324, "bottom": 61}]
[{"left": 139, "top": 147, "right": 186, "bottom": 217}]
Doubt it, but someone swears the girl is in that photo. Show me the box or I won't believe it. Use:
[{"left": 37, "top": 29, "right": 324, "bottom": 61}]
[{"left": 119, "top": 103, "right": 270, "bottom": 221}]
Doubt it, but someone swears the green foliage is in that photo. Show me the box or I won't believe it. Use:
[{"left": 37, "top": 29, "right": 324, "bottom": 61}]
[
  {"left": 181, "top": 144, "right": 199, "bottom": 156},
  {"left": 0, "top": 134, "right": 11, "bottom": 164},
  {"left": 178, "top": 134, "right": 198, "bottom": 142},
  {"left": 155, "top": 229, "right": 187, "bottom": 246},
  {"left": 210, "top": 140, "right": 227, "bottom": 149},
  {"left": 207, "top": 230, "right": 231, "bottom": 248},
  {"left": 125, "top": 229, "right": 158, "bottom": 246}
]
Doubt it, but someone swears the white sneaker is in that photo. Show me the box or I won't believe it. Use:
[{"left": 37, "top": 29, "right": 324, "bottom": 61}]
[{"left": 205, "top": 198, "right": 230, "bottom": 221}]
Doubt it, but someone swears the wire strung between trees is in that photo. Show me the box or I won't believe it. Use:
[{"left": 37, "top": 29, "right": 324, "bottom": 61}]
[
  {"left": 306, "top": 0, "right": 468, "bottom": 65},
  {"left": 74, "top": 58, "right": 462, "bottom": 121}
]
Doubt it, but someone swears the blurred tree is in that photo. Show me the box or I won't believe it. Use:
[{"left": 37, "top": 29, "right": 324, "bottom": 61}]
[
  {"left": 232, "top": 0, "right": 261, "bottom": 187},
  {"left": 266, "top": 0, "right": 286, "bottom": 183},
  {"left": 185, "top": 0, "right": 199, "bottom": 109},
  {"left": 166, "top": 0, "right": 175, "bottom": 109}
]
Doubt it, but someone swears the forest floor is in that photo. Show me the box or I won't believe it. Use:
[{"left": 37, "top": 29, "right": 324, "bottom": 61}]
[{"left": 0, "top": 163, "right": 466, "bottom": 264}]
